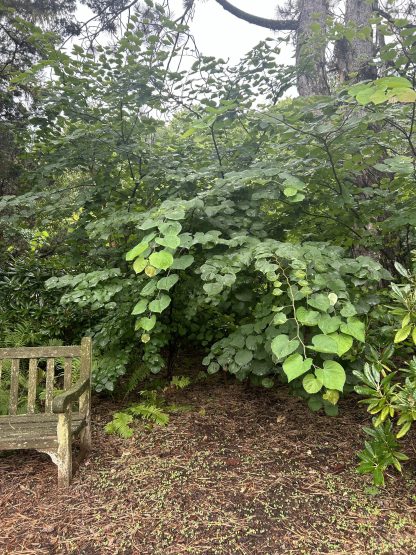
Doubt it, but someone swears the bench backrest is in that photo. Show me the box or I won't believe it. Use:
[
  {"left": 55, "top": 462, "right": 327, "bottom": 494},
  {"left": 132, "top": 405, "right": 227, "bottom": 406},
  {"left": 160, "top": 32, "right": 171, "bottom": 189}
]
[{"left": 0, "top": 338, "right": 91, "bottom": 416}]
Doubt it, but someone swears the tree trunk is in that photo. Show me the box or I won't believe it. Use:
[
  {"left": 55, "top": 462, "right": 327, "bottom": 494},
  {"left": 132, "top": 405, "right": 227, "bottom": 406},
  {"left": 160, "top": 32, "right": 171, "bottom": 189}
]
[
  {"left": 296, "top": 0, "right": 330, "bottom": 96},
  {"left": 335, "top": 0, "right": 377, "bottom": 83}
]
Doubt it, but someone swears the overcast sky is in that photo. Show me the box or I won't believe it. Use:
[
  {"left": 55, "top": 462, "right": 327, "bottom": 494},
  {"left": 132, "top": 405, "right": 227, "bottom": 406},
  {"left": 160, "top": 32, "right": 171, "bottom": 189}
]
[
  {"left": 76, "top": 1, "right": 294, "bottom": 65},
  {"left": 170, "top": 0, "right": 293, "bottom": 64}
]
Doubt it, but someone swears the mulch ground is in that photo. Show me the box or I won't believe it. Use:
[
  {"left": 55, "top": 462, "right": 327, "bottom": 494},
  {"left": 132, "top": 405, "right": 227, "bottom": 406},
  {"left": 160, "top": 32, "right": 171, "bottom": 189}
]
[{"left": 1, "top": 373, "right": 416, "bottom": 555}]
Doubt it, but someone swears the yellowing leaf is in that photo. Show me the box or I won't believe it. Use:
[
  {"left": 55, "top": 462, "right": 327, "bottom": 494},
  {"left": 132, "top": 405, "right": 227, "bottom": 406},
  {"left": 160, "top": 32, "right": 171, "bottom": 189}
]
[
  {"left": 145, "top": 265, "right": 156, "bottom": 277},
  {"left": 394, "top": 324, "right": 412, "bottom": 343},
  {"left": 133, "top": 257, "right": 147, "bottom": 274},
  {"left": 322, "top": 389, "right": 340, "bottom": 405}
]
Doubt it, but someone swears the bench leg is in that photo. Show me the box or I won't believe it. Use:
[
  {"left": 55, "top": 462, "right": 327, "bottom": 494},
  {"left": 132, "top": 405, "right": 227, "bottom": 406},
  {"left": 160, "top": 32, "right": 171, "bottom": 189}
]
[
  {"left": 79, "top": 420, "right": 92, "bottom": 461},
  {"left": 57, "top": 412, "right": 72, "bottom": 488}
]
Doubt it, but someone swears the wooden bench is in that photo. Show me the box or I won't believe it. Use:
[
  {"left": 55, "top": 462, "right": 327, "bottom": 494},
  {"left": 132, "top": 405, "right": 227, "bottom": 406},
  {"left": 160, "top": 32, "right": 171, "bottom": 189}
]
[{"left": 0, "top": 337, "right": 92, "bottom": 487}]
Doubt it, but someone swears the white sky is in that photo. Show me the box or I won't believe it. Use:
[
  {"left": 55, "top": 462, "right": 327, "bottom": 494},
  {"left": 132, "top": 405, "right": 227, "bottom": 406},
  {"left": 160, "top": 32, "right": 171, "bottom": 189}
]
[
  {"left": 76, "top": 0, "right": 294, "bottom": 65},
  {"left": 171, "top": 0, "right": 293, "bottom": 64}
]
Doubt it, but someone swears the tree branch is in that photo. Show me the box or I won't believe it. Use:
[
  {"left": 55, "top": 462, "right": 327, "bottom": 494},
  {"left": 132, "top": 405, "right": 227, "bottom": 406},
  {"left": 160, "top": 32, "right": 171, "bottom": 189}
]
[{"left": 214, "top": 0, "right": 298, "bottom": 31}]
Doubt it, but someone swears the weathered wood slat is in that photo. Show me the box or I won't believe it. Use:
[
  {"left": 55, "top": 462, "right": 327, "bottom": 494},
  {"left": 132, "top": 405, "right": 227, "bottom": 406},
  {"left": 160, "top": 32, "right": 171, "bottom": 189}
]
[
  {"left": 0, "top": 438, "right": 58, "bottom": 451},
  {"left": 64, "top": 358, "right": 72, "bottom": 390},
  {"left": 27, "top": 358, "right": 38, "bottom": 414},
  {"left": 0, "top": 359, "right": 2, "bottom": 386},
  {"left": 0, "top": 413, "right": 84, "bottom": 424},
  {"left": 0, "top": 346, "right": 81, "bottom": 360},
  {"left": 45, "top": 358, "right": 55, "bottom": 413},
  {"left": 79, "top": 337, "right": 92, "bottom": 454},
  {"left": 8, "top": 359, "right": 19, "bottom": 415},
  {"left": 0, "top": 421, "right": 87, "bottom": 450},
  {"left": 0, "top": 421, "right": 86, "bottom": 439}
]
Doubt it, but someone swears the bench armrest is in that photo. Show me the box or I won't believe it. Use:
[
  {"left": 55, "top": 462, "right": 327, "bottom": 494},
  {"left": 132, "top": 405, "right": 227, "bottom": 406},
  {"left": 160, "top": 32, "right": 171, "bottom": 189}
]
[{"left": 52, "top": 377, "right": 90, "bottom": 414}]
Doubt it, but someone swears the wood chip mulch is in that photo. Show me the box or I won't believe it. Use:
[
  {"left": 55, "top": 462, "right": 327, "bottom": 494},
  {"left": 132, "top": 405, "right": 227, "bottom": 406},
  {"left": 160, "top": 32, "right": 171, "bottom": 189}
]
[{"left": 1, "top": 376, "right": 416, "bottom": 555}]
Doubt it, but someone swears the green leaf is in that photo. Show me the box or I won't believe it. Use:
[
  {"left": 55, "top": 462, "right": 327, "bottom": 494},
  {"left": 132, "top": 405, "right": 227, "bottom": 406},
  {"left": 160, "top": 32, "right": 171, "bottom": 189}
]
[
  {"left": 262, "top": 377, "right": 275, "bottom": 388},
  {"left": 283, "top": 187, "right": 298, "bottom": 197},
  {"left": 391, "top": 87, "right": 416, "bottom": 103},
  {"left": 157, "top": 274, "right": 179, "bottom": 291},
  {"left": 296, "top": 306, "right": 319, "bottom": 326},
  {"left": 323, "top": 402, "right": 339, "bottom": 417},
  {"left": 283, "top": 354, "right": 313, "bottom": 382},
  {"left": 340, "top": 303, "right": 357, "bottom": 318},
  {"left": 316, "top": 360, "right": 346, "bottom": 392},
  {"left": 155, "top": 235, "right": 180, "bottom": 249},
  {"left": 328, "top": 333, "right": 353, "bottom": 356},
  {"left": 308, "top": 294, "right": 331, "bottom": 312},
  {"left": 340, "top": 316, "right": 365, "bottom": 342},
  {"left": 136, "top": 315, "right": 156, "bottom": 331},
  {"left": 207, "top": 362, "right": 220, "bottom": 374},
  {"left": 308, "top": 396, "right": 323, "bottom": 412},
  {"left": 126, "top": 242, "right": 149, "bottom": 261},
  {"left": 141, "top": 281, "right": 157, "bottom": 296},
  {"left": 203, "top": 282, "right": 223, "bottom": 296},
  {"left": 149, "top": 251, "right": 174, "bottom": 270},
  {"left": 251, "top": 360, "right": 272, "bottom": 376},
  {"left": 133, "top": 257, "right": 147, "bottom": 274},
  {"left": 394, "top": 325, "right": 412, "bottom": 343},
  {"left": 139, "top": 219, "right": 159, "bottom": 230},
  {"left": 171, "top": 255, "right": 194, "bottom": 270},
  {"left": 132, "top": 299, "right": 148, "bottom": 315},
  {"left": 303, "top": 373, "right": 323, "bottom": 394},
  {"left": 273, "top": 312, "right": 288, "bottom": 325},
  {"left": 235, "top": 349, "right": 253, "bottom": 366},
  {"left": 271, "top": 335, "right": 300, "bottom": 360},
  {"left": 318, "top": 315, "right": 341, "bottom": 334},
  {"left": 149, "top": 294, "right": 171, "bottom": 313},
  {"left": 377, "top": 76, "right": 412, "bottom": 88},
  {"left": 308, "top": 334, "right": 339, "bottom": 354},
  {"left": 159, "top": 221, "right": 182, "bottom": 235},
  {"left": 166, "top": 209, "right": 185, "bottom": 220}
]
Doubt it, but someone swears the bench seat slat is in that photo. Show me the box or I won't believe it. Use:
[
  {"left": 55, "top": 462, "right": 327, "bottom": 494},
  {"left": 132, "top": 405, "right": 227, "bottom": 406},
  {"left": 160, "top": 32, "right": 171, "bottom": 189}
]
[
  {"left": 0, "top": 414, "right": 86, "bottom": 449},
  {"left": 0, "top": 413, "right": 84, "bottom": 426},
  {"left": 1, "top": 413, "right": 80, "bottom": 424}
]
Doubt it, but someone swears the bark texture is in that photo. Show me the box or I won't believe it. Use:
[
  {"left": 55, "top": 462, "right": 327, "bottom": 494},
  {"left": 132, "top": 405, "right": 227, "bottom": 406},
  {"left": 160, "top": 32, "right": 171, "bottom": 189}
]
[
  {"left": 296, "top": 0, "right": 330, "bottom": 95},
  {"left": 336, "top": 0, "right": 377, "bottom": 82}
]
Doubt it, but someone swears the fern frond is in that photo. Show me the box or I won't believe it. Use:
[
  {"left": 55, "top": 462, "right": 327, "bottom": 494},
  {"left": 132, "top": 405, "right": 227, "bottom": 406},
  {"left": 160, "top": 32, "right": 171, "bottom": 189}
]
[
  {"left": 125, "top": 365, "right": 150, "bottom": 395},
  {"left": 104, "top": 412, "right": 134, "bottom": 438},
  {"left": 139, "top": 389, "right": 161, "bottom": 406},
  {"left": 170, "top": 375, "right": 191, "bottom": 389},
  {"left": 128, "top": 403, "right": 169, "bottom": 426}
]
